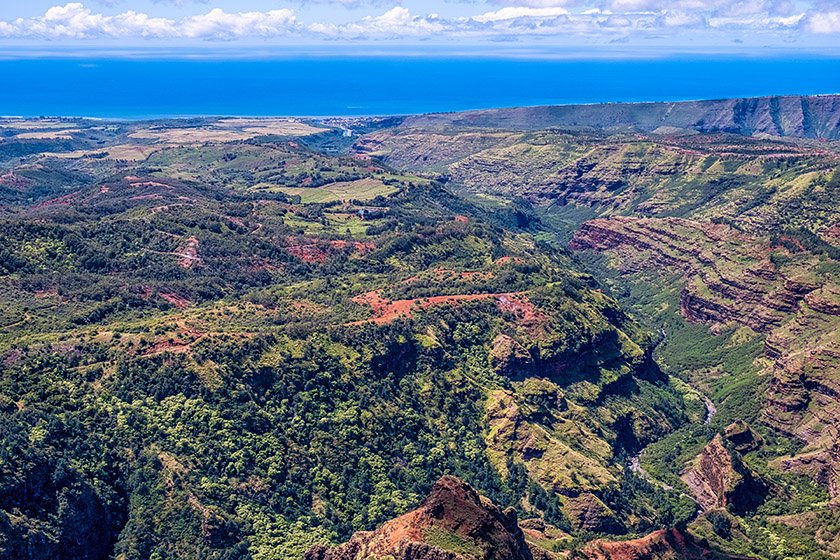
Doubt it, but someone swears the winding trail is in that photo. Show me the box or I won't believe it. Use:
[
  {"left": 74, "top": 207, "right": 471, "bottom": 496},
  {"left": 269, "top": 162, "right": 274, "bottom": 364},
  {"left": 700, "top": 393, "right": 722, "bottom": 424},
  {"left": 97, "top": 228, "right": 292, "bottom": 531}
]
[{"left": 2, "top": 312, "right": 30, "bottom": 329}]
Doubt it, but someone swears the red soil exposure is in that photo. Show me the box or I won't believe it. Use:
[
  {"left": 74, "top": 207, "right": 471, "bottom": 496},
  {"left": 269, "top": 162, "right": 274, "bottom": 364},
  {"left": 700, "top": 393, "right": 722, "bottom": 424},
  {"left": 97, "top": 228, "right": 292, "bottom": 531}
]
[
  {"left": 143, "top": 340, "right": 192, "bottom": 356},
  {"left": 495, "top": 256, "right": 524, "bottom": 265},
  {"left": 33, "top": 193, "right": 75, "bottom": 208},
  {"left": 141, "top": 318, "right": 255, "bottom": 357},
  {"left": 454, "top": 215, "right": 469, "bottom": 223},
  {"left": 776, "top": 236, "right": 806, "bottom": 252},
  {"left": 350, "top": 289, "right": 530, "bottom": 325},
  {"left": 305, "top": 476, "right": 530, "bottom": 560},
  {"left": 329, "top": 240, "right": 376, "bottom": 252},
  {"left": 160, "top": 292, "right": 191, "bottom": 309},
  {"left": 286, "top": 244, "right": 329, "bottom": 263},
  {"left": 34, "top": 288, "right": 59, "bottom": 299},
  {"left": 99, "top": 186, "right": 110, "bottom": 193},
  {"left": 578, "top": 529, "right": 716, "bottom": 560},
  {"left": 286, "top": 239, "right": 375, "bottom": 263},
  {"left": 248, "top": 258, "right": 277, "bottom": 272},
  {"left": 822, "top": 224, "right": 840, "bottom": 248},
  {"left": 497, "top": 294, "right": 547, "bottom": 327}
]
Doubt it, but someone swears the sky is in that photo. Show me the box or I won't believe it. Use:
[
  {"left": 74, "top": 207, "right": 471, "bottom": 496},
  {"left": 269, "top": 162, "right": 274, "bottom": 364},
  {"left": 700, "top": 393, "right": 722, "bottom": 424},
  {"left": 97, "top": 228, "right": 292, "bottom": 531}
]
[{"left": 0, "top": 0, "right": 838, "bottom": 53}]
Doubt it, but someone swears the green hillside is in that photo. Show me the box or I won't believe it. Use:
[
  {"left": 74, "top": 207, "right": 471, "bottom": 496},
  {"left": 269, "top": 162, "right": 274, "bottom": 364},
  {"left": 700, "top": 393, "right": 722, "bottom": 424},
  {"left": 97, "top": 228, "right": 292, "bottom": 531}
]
[{"left": 0, "top": 118, "right": 698, "bottom": 560}]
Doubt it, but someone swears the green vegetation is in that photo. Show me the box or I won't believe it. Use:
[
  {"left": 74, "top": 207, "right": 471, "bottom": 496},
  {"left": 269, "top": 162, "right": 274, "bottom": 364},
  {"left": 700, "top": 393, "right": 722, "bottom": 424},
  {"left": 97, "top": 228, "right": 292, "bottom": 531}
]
[
  {"left": 0, "top": 117, "right": 705, "bottom": 560},
  {"left": 3, "top": 110, "right": 840, "bottom": 560}
]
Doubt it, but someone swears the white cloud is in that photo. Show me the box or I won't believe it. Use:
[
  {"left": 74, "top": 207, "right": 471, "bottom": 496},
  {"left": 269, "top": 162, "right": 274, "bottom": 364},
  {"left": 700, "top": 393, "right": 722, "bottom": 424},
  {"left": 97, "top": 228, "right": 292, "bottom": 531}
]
[
  {"left": 310, "top": 7, "right": 444, "bottom": 38},
  {"left": 180, "top": 8, "right": 298, "bottom": 39},
  {"left": 0, "top": 3, "right": 178, "bottom": 39},
  {"left": 0, "top": 0, "right": 838, "bottom": 41},
  {"left": 473, "top": 7, "right": 571, "bottom": 23},
  {"left": 0, "top": 3, "right": 299, "bottom": 39},
  {"left": 661, "top": 10, "right": 704, "bottom": 27},
  {"left": 804, "top": 10, "right": 840, "bottom": 32},
  {"left": 490, "top": 0, "right": 580, "bottom": 6}
]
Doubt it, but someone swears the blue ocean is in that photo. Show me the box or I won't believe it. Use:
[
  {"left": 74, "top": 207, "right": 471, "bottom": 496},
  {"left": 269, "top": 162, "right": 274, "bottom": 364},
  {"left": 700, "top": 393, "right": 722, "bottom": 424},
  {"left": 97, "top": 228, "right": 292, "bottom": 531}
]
[{"left": 3, "top": 54, "right": 840, "bottom": 118}]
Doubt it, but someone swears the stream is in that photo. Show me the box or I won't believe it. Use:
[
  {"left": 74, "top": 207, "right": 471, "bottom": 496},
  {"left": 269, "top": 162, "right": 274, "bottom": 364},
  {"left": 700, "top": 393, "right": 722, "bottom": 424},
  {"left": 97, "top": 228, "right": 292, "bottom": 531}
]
[
  {"left": 627, "top": 390, "right": 717, "bottom": 511},
  {"left": 703, "top": 394, "right": 717, "bottom": 425}
]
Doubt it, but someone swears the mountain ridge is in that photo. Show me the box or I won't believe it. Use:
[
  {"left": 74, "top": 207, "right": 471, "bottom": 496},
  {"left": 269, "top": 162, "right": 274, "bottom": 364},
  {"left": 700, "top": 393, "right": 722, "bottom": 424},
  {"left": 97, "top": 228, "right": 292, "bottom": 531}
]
[{"left": 398, "top": 95, "right": 840, "bottom": 139}]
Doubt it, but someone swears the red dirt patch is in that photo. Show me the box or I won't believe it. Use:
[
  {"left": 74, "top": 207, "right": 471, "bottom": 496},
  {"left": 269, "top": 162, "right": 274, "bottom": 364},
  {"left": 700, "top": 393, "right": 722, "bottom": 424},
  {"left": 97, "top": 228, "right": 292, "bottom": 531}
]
[
  {"left": 329, "top": 240, "right": 376, "bottom": 252},
  {"left": 143, "top": 340, "right": 192, "bottom": 356},
  {"left": 497, "top": 294, "right": 546, "bottom": 327},
  {"left": 349, "top": 289, "right": 530, "bottom": 325},
  {"left": 160, "top": 292, "right": 191, "bottom": 309},
  {"left": 286, "top": 244, "right": 328, "bottom": 263},
  {"left": 579, "top": 528, "right": 716, "bottom": 560},
  {"left": 454, "top": 215, "right": 469, "bottom": 223},
  {"left": 777, "top": 236, "right": 806, "bottom": 252},
  {"left": 286, "top": 239, "right": 375, "bottom": 263},
  {"left": 249, "top": 258, "right": 277, "bottom": 272},
  {"left": 33, "top": 193, "right": 75, "bottom": 208}
]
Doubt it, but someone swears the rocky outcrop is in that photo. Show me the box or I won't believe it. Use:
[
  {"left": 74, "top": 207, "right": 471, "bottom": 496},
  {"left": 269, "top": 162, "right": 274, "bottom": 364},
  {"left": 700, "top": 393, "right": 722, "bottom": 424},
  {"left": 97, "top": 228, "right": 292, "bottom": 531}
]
[
  {"left": 569, "top": 215, "right": 840, "bottom": 473},
  {"left": 778, "top": 443, "right": 840, "bottom": 499},
  {"left": 303, "top": 476, "right": 532, "bottom": 560},
  {"left": 304, "top": 478, "right": 719, "bottom": 560},
  {"left": 490, "top": 334, "right": 536, "bottom": 378},
  {"left": 723, "top": 421, "right": 763, "bottom": 454},
  {"left": 564, "top": 493, "right": 623, "bottom": 534},
  {"left": 570, "top": 217, "right": 800, "bottom": 333},
  {"left": 577, "top": 529, "right": 714, "bottom": 560},
  {"left": 681, "top": 435, "right": 769, "bottom": 513}
]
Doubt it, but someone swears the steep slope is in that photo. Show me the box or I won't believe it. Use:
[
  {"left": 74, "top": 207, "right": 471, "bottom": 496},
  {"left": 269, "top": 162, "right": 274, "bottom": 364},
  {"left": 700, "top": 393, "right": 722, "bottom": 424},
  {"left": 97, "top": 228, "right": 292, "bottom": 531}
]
[
  {"left": 577, "top": 529, "right": 720, "bottom": 560},
  {"left": 400, "top": 95, "right": 840, "bottom": 139},
  {"left": 680, "top": 434, "right": 770, "bottom": 513},
  {"left": 303, "top": 476, "right": 531, "bottom": 560},
  {"left": 569, "top": 214, "right": 840, "bottom": 487},
  {"left": 356, "top": 127, "right": 839, "bottom": 245},
  {"left": 0, "top": 118, "right": 696, "bottom": 560},
  {"left": 305, "top": 476, "right": 730, "bottom": 560},
  {"left": 354, "top": 101, "right": 840, "bottom": 559}
]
